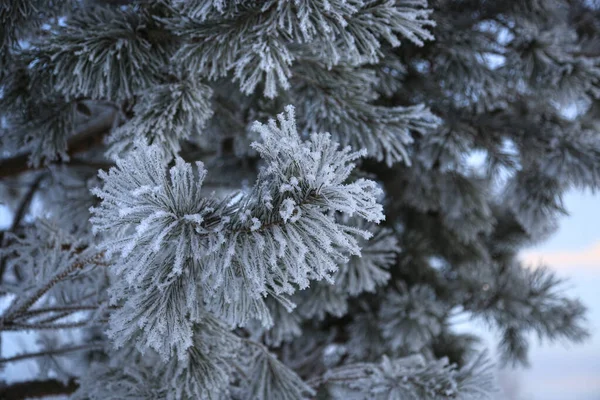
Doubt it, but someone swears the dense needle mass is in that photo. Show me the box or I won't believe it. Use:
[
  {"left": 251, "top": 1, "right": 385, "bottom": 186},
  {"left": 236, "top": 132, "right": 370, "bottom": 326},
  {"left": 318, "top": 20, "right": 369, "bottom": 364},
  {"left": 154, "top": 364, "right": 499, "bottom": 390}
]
[{"left": 0, "top": 0, "right": 596, "bottom": 399}]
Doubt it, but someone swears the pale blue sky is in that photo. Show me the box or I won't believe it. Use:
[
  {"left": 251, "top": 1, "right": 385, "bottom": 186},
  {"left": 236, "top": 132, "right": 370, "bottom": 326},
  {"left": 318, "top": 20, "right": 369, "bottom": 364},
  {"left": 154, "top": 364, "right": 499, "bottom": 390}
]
[{"left": 501, "top": 189, "right": 600, "bottom": 400}]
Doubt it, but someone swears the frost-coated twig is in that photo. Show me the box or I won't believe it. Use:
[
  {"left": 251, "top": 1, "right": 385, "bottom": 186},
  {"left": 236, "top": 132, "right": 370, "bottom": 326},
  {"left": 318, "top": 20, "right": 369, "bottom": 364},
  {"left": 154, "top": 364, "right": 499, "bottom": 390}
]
[
  {"left": 3, "top": 253, "right": 106, "bottom": 320},
  {"left": 15, "top": 304, "right": 118, "bottom": 324},
  {"left": 0, "top": 342, "right": 104, "bottom": 364},
  {"left": 1, "top": 320, "right": 102, "bottom": 331},
  {"left": 14, "top": 305, "right": 102, "bottom": 320},
  {"left": 35, "top": 311, "right": 74, "bottom": 324},
  {"left": 305, "top": 373, "right": 368, "bottom": 389}
]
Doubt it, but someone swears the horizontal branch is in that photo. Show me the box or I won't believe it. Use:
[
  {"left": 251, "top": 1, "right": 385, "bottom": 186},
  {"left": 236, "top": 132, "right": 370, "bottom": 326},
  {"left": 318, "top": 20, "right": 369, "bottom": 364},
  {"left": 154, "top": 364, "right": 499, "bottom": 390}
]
[
  {"left": 1, "top": 320, "right": 100, "bottom": 331},
  {"left": 4, "top": 252, "right": 106, "bottom": 320},
  {"left": 0, "top": 342, "right": 104, "bottom": 364},
  {"left": 35, "top": 311, "right": 73, "bottom": 324},
  {"left": 0, "top": 378, "right": 79, "bottom": 399},
  {"left": 0, "top": 108, "right": 117, "bottom": 179},
  {"left": 16, "top": 305, "right": 101, "bottom": 317}
]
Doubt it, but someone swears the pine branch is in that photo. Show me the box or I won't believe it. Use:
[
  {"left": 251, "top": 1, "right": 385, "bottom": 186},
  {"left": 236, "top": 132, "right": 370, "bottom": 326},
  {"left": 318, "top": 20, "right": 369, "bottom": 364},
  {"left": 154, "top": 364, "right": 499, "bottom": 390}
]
[
  {"left": 1, "top": 320, "right": 102, "bottom": 332},
  {"left": 2, "top": 252, "right": 106, "bottom": 321},
  {"left": 13, "top": 304, "right": 118, "bottom": 324},
  {"left": 35, "top": 311, "right": 73, "bottom": 324},
  {"left": 14, "top": 305, "right": 103, "bottom": 320}
]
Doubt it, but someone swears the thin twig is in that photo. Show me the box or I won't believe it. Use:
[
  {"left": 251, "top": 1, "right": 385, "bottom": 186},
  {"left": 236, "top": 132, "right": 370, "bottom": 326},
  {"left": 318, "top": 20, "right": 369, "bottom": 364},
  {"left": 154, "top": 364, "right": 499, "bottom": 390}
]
[
  {"left": 2, "top": 320, "right": 101, "bottom": 331},
  {"left": 0, "top": 342, "right": 104, "bottom": 364},
  {"left": 243, "top": 337, "right": 270, "bottom": 353},
  {"left": 14, "top": 305, "right": 101, "bottom": 319},
  {"left": 32, "top": 297, "right": 115, "bottom": 324},
  {"left": 3, "top": 253, "right": 105, "bottom": 320},
  {"left": 306, "top": 374, "right": 363, "bottom": 389},
  {"left": 9, "top": 175, "right": 46, "bottom": 232},
  {"left": 17, "top": 304, "right": 117, "bottom": 324},
  {"left": 35, "top": 311, "right": 73, "bottom": 324}
]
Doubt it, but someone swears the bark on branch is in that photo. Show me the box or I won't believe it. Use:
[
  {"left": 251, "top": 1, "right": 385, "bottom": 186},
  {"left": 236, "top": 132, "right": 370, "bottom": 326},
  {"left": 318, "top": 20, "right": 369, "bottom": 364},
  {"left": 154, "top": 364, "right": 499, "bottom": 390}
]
[{"left": 0, "top": 378, "right": 79, "bottom": 399}]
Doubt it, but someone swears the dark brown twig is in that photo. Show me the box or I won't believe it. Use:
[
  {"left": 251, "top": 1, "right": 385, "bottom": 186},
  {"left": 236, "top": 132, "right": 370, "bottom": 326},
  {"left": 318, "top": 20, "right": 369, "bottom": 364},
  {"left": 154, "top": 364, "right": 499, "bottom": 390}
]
[
  {"left": 1, "top": 320, "right": 102, "bottom": 331},
  {"left": 0, "top": 342, "right": 104, "bottom": 364},
  {"left": 15, "top": 305, "right": 100, "bottom": 318}
]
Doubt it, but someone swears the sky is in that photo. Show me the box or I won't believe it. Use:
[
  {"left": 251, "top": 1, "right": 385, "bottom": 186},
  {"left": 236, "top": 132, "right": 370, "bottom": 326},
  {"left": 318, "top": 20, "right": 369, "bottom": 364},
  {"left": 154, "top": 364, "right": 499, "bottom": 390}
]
[
  {"left": 499, "top": 189, "right": 600, "bottom": 400},
  {"left": 1, "top": 190, "right": 599, "bottom": 399}
]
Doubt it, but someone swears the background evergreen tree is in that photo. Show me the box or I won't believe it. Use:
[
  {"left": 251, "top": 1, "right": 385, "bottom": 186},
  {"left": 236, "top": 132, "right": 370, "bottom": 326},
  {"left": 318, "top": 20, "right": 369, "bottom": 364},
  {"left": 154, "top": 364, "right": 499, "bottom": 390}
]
[{"left": 0, "top": 0, "right": 596, "bottom": 398}]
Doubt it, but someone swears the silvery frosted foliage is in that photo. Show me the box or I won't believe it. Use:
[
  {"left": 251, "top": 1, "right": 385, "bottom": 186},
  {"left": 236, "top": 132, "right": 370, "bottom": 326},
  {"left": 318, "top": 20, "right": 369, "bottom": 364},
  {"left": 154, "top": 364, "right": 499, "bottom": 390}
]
[
  {"left": 345, "top": 310, "right": 389, "bottom": 362},
  {"left": 30, "top": 6, "right": 168, "bottom": 101},
  {"left": 11, "top": 100, "right": 76, "bottom": 166},
  {"left": 1, "top": 220, "right": 108, "bottom": 311},
  {"left": 509, "top": 20, "right": 600, "bottom": 103},
  {"left": 74, "top": 364, "right": 166, "bottom": 400},
  {"left": 334, "top": 222, "right": 398, "bottom": 296},
  {"left": 504, "top": 171, "right": 567, "bottom": 236},
  {"left": 76, "top": 314, "right": 241, "bottom": 399},
  {"left": 1, "top": 0, "right": 598, "bottom": 399},
  {"left": 159, "top": 315, "right": 241, "bottom": 400},
  {"left": 91, "top": 106, "right": 385, "bottom": 358},
  {"left": 259, "top": 298, "right": 303, "bottom": 347},
  {"left": 43, "top": 166, "right": 101, "bottom": 233},
  {"left": 337, "top": 0, "right": 435, "bottom": 64},
  {"left": 90, "top": 143, "right": 230, "bottom": 359},
  {"left": 379, "top": 282, "right": 446, "bottom": 353},
  {"left": 394, "top": 163, "right": 494, "bottom": 243},
  {"left": 204, "top": 106, "right": 385, "bottom": 326},
  {"left": 0, "top": 0, "right": 70, "bottom": 71},
  {"left": 292, "top": 221, "right": 398, "bottom": 320},
  {"left": 0, "top": 51, "right": 85, "bottom": 166},
  {"left": 323, "top": 352, "right": 495, "bottom": 400},
  {"left": 240, "top": 343, "right": 315, "bottom": 400},
  {"left": 165, "top": 0, "right": 436, "bottom": 98},
  {"left": 295, "top": 280, "right": 350, "bottom": 321},
  {"left": 106, "top": 74, "right": 214, "bottom": 157},
  {"left": 537, "top": 125, "right": 600, "bottom": 190},
  {"left": 454, "top": 259, "right": 588, "bottom": 366},
  {"left": 291, "top": 58, "right": 440, "bottom": 165},
  {"left": 0, "top": 0, "right": 37, "bottom": 51},
  {"left": 430, "top": 22, "right": 506, "bottom": 107}
]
